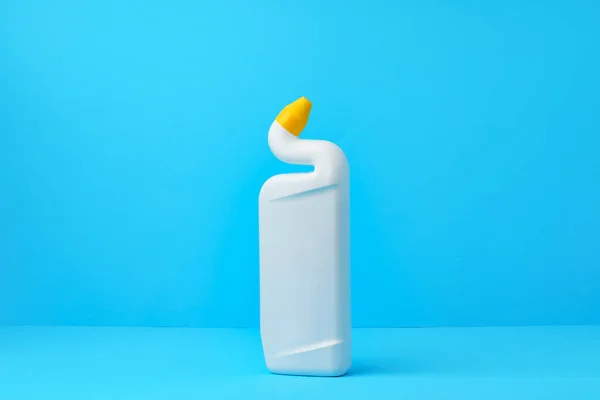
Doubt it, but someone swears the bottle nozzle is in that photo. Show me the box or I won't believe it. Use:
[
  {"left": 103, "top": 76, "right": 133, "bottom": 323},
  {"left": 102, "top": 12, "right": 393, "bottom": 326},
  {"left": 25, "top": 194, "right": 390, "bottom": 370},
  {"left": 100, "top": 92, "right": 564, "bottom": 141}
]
[{"left": 275, "top": 96, "right": 312, "bottom": 136}]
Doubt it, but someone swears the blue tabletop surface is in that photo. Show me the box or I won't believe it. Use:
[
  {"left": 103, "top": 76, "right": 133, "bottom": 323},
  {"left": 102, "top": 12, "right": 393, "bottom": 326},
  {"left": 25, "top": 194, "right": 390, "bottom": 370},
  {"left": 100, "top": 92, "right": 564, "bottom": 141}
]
[{"left": 1, "top": 326, "right": 599, "bottom": 399}]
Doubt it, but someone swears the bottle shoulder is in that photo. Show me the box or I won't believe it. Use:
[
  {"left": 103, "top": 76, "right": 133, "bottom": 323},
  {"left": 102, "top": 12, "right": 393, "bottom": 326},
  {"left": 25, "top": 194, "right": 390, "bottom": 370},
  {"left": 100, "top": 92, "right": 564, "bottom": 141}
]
[{"left": 260, "top": 170, "right": 348, "bottom": 203}]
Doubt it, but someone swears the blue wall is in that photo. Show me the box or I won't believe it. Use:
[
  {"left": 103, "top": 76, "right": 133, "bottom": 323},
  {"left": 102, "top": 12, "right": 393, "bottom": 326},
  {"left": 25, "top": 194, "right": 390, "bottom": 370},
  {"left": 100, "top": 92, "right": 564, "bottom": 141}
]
[{"left": 1, "top": 0, "right": 599, "bottom": 327}]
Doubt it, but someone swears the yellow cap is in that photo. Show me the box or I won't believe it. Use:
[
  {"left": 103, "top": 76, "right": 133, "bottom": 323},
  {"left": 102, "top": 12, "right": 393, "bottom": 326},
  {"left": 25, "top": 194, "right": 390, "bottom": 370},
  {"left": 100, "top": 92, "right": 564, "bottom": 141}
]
[{"left": 275, "top": 96, "right": 312, "bottom": 136}]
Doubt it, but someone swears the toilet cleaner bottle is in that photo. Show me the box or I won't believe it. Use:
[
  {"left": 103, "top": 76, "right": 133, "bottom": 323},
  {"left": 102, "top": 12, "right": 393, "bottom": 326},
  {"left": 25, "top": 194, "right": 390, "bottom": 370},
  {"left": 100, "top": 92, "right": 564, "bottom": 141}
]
[{"left": 259, "top": 97, "right": 351, "bottom": 377}]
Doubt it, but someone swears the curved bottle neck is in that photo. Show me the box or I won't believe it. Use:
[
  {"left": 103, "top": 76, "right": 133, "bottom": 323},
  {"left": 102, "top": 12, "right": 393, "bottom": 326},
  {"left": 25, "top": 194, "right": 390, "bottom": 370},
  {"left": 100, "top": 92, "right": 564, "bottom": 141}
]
[{"left": 268, "top": 121, "right": 348, "bottom": 180}]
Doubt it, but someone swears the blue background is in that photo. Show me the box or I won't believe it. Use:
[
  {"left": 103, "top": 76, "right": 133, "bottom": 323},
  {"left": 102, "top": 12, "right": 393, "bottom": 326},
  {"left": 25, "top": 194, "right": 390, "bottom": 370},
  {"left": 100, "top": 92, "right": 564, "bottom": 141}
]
[{"left": 1, "top": 0, "right": 598, "bottom": 328}]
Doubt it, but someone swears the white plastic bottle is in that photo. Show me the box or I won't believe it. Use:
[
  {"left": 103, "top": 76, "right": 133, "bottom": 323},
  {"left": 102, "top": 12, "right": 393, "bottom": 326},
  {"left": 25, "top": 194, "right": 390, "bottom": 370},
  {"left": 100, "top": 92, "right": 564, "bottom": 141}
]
[{"left": 259, "top": 97, "right": 351, "bottom": 377}]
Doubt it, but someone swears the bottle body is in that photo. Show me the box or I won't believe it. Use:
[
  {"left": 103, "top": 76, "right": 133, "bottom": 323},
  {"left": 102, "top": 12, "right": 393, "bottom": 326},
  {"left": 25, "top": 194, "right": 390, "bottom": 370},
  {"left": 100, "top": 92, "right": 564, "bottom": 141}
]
[{"left": 259, "top": 121, "right": 351, "bottom": 377}]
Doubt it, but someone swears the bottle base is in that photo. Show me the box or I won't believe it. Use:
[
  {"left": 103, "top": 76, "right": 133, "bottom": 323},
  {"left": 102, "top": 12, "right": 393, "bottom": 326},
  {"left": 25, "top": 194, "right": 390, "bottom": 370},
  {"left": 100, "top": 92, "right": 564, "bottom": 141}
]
[{"left": 264, "top": 339, "right": 351, "bottom": 377}]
